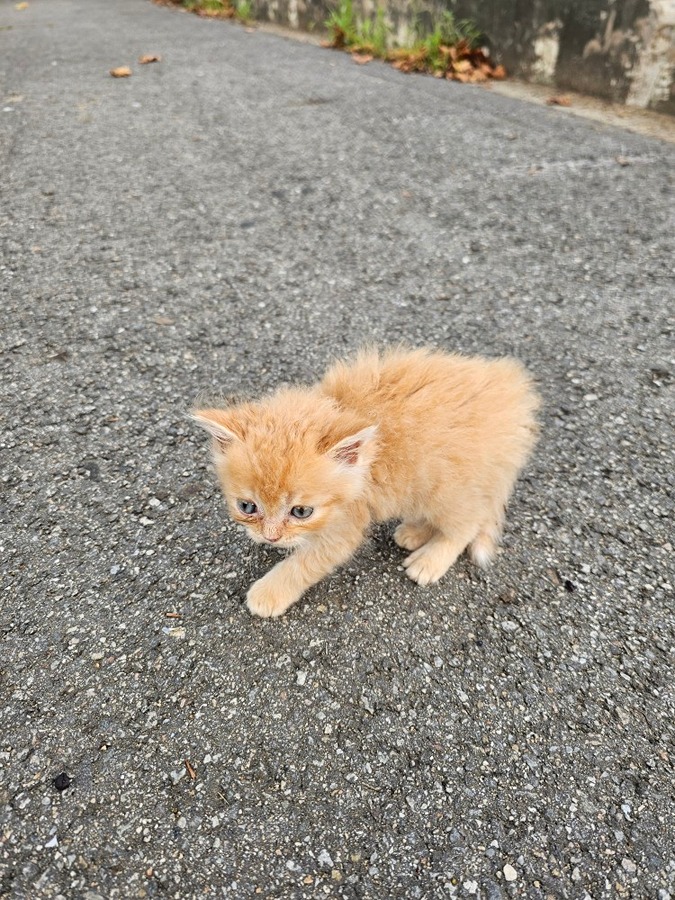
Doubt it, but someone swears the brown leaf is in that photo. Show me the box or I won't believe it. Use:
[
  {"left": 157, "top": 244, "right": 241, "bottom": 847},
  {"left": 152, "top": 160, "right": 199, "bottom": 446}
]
[
  {"left": 352, "top": 53, "right": 373, "bottom": 65},
  {"left": 615, "top": 155, "right": 631, "bottom": 167},
  {"left": 139, "top": 54, "right": 161, "bottom": 64},
  {"left": 110, "top": 66, "right": 132, "bottom": 78},
  {"left": 184, "top": 759, "right": 197, "bottom": 780},
  {"left": 164, "top": 611, "right": 182, "bottom": 619},
  {"left": 15, "top": 2, "right": 29, "bottom": 8},
  {"left": 154, "top": 315, "right": 175, "bottom": 326},
  {"left": 492, "top": 64, "right": 507, "bottom": 79},
  {"left": 547, "top": 95, "right": 571, "bottom": 106}
]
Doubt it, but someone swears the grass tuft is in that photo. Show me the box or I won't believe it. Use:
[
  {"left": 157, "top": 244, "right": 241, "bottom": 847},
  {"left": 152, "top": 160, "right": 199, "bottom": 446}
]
[{"left": 325, "top": 5, "right": 506, "bottom": 83}]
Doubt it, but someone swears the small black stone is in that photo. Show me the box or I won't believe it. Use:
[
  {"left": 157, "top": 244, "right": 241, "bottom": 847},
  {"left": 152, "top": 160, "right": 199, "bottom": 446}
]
[
  {"left": 564, "top": 579, "right": 576, "bottom": 592},
  {"left": 53, "top": 772, "right": 71, "bottom": 792}
]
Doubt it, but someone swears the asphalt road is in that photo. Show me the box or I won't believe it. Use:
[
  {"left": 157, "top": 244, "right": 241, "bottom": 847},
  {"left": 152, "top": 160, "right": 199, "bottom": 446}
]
[{"left": 1, "top": 1, "right": 674, "bottom": 897}]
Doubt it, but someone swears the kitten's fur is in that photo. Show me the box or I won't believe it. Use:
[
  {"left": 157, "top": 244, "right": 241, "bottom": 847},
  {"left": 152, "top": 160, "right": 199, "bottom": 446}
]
[{"left": 193, "top": 347, "right": 540, "bottom": 618}]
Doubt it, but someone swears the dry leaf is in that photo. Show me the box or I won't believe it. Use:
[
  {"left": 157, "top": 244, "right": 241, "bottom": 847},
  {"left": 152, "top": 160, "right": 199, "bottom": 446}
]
[
  {"left": 139, "top": 54, "right": 161, "bottom": 64},
  {"left": 154, "top": 315, "right": 175, "bottom": 326},
  {"left": 110, "top": 66, "right": 132, "bottom": 78},
  {"left": 184, "top": 759, "right": 197, "bottom": 780},
  {"left": 547, "top": 95, "right": 571, "bottom": 106},
  {"left": 615, "top": 155, "right": 631, "bottom": 167},
  {"left": 15, "top": 2, "right": 29, "bottom": 9},
  {"left": 352, "top": 53, "right": 373, "bottom": 65},
  {"left": 492, "top": 64, "right": 506, "bottom": 79},
  {"left": 164, "top": 611, "right": 182, "bottom": 619}
]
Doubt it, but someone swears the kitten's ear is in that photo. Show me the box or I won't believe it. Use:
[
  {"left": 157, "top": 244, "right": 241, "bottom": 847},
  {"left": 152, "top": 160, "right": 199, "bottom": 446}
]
[
  {"left": 328, "top": 425, "right": 378, "bottom": 467},
  {"left": 191, "top": 409, "right": 242, "bottom": 453}
]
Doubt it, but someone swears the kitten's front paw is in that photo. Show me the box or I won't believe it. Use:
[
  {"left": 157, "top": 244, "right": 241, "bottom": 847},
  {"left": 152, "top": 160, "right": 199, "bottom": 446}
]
[
  {"left": 246, "top": 575, "right": 299, "bottom": 618},
  {"left": 403, "top": 540, "right": 457, "bottom": 586}
]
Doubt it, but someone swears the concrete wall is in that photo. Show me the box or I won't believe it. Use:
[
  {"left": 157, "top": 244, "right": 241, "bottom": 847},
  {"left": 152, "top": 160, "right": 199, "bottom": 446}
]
[{"left": 251, "top": 0, "right": 675, "bottom": 113}]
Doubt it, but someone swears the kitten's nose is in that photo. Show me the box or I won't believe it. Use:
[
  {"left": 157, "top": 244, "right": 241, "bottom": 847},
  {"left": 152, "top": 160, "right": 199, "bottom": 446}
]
[{"left": 265, "top": 534, "right": 281, "bottom": 543}]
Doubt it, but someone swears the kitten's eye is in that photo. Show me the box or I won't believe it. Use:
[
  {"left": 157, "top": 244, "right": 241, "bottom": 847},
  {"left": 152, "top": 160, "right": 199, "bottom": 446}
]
[
  {"left": 237, "top": 499, "right": 258, "bottom": 515},
  {"left": 290, "top": 506, "right": 314, "bottom": 520}
]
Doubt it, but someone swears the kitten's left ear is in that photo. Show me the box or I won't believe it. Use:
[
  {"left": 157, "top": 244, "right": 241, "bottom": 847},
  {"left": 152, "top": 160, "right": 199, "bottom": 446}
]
[
  {"left": 191, "top": 409, "right": 241, "bottom": 452},
  {"left": 328, "top": 425, "right": 378, "bottom": 467}
]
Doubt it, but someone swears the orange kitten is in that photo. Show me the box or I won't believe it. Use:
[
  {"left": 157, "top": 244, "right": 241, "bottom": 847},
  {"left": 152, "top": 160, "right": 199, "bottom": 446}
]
[{"left": 193, "top": 347, "right": 540, "bottom": 617}]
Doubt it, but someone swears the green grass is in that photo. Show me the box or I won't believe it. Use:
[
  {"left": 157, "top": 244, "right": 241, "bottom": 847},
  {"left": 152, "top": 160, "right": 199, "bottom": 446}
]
[
  {"left": 182, "top": 0, "right": 228, "bottom": 11},
  {"left": 326, "top": 5, "right": 483, "bottom": 68},
  {"left": 325, "top": 0, "right": 357, "bottom": 48},
  {"left": 235, "top": 0, "right": 253, "bottom": 21}
]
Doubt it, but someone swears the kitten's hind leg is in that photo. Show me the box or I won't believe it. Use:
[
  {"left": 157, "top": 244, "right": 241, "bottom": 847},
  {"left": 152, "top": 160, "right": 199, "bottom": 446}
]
[
  {"left": 403, "top": 526, "right": 478, "bottom": 586},
  {"left": 468, "top": 514, "right": 504, "bottom": 568},
  {"left": 394, "top": 520, "right": 436, "bottom": 551}
]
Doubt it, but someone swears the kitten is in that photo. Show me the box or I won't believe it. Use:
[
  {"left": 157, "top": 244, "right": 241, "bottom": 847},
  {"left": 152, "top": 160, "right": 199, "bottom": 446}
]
[{"left": 193, "top": 347, "right": 540, "bottom": 618}]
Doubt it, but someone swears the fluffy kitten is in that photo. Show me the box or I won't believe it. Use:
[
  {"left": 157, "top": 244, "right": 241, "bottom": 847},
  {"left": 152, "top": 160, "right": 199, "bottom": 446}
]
[{"left": 193, "top": 347, "right": 540, "bottom": 618}]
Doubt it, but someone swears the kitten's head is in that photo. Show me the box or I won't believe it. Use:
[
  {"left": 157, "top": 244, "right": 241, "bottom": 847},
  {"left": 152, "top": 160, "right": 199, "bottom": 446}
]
[{"left": 193, "top": 389, "right": 377, "bottom": 549}]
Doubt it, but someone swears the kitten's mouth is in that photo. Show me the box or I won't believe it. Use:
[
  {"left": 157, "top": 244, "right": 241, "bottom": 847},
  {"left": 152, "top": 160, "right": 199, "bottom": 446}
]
[{"left": 248, "top": 531, "right": 297, "bottom": 549}]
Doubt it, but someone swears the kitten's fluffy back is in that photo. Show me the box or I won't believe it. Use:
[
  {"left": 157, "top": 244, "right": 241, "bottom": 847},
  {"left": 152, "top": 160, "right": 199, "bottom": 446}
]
[{"left": 319, "top": 347, "right": 540, "bottom": 524}]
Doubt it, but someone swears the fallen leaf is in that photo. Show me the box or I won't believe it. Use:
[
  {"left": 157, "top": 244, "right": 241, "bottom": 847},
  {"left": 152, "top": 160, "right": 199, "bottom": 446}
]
[
  {"left": 352, "top": 53, "right": 373, "bottom": 65},
  {"left": 492, "top": 64, "right": 507, "bottom": 79},
  {"left": 184, "top": 759, "right": 197, "bottom": 780},
  {"left": 110, "top": 66, "right": 132, "bottom": 78},
  {"left": 139, "top": 54, "right": 161, "bottom": 64},
  {"left": 15, "top": 2, "right": 29, "bottom": 9},
  {"left": 164, "top": 611, "right": 182, "bottom": 619},
  {"left": 154, "top": 315, "right": 175, "bottom": 325},
  {"left": 615, "top": 155, "right": 631, "bottom": 167},
  {"left": 547, "top": 95, "right": 571, "bottom": 106}
]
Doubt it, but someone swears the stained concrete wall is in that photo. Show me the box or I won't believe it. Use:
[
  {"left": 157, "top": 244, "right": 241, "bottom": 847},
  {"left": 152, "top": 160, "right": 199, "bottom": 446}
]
[{"left": 251, "top": 0, "right": 675, "bottom": 113}]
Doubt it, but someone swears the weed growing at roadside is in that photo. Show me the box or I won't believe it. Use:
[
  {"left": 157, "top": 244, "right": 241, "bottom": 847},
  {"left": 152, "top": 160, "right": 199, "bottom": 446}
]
[
  {"left": 235, "top": 0, "right": 252, "bottom": 22},
  {"left": 325, "top": 0, "right": 357, "bottom": 49},
  {"left": 161, "top": 0, "right": 252, "bottom": 23},
  {"left": 325, "top": 5, "right": 505, "bottom": 83}
]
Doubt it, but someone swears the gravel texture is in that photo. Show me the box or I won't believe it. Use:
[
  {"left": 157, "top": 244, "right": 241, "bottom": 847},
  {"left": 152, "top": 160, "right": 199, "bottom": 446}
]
[{"left": 1, "top": 1, "right": 674, "bottom": 898}]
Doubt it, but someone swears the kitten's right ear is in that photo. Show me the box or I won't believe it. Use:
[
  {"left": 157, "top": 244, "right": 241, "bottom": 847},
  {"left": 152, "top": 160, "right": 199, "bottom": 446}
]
[{"left": 191, "top": 409, "right": 241, "bottom": 453}]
